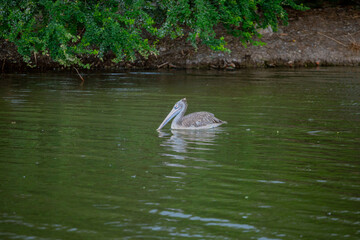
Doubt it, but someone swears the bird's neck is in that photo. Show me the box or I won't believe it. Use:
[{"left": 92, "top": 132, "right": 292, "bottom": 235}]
[{"left": 171, "top": 105, "right": 187, "bottom": 128}]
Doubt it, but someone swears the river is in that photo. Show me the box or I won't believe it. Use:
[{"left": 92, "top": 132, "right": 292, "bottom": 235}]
[{"left": 0, "top": 68, "right": 359, "bottom": 239}]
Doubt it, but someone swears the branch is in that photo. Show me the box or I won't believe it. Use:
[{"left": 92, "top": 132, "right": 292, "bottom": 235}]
[
  {"left": 74, "top": 67, "right": 85, "bottom": 84},
  {"left": 318, "top": 32, "right": 347, "bottom": 47}
]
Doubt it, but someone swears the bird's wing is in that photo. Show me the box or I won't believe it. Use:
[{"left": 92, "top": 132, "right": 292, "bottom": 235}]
[{"left": 180, "top": 112, "right": 223, "bottom": 127}]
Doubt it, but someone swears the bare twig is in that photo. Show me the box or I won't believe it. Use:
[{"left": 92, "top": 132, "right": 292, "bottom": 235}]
[
  {"left": 346, "top": 33, "right": 360, "bottom": 52},
  {"left": 318, "top": 32, "right": 347, "bottom": 47},
  {"left": 349, "top": 41, "right": 360, "bottom": 52},
  {"left": 34, "top": 52, "right": 37, "bottom": 65},
  {"left": 168, "top": 63, "right": 177, "bottom": 68},
  {"left": 157, "top": 62, "right": 169, "bottom": 68},
  {"left": 2, "top": 59, "right": 5, "bottom": 73},
  {"left": 74, "top": 67, "right": 85, "bottom": 84}
]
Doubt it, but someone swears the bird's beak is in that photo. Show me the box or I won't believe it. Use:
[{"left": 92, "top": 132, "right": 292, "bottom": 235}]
[{"left": 157, "top": 108, "right": 180, "bottom": 130}]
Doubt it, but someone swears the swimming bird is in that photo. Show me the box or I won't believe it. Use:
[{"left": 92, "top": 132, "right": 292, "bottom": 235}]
[{"left": 157, "top": 98, "right": 226, "bottom": 130}]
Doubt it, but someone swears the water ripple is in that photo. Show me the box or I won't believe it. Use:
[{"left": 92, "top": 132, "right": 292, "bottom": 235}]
[{"left": 150, "top": 209, "right": 257, "bottom": 231}]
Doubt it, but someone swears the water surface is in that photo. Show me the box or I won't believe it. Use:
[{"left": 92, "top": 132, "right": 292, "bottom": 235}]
[{"left": 0, "top": 68, "right": 359, "bottom": 239}]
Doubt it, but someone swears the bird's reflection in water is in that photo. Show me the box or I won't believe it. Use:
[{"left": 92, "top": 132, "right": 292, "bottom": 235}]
[{"left": 158, "top": 129, "right": 224, "bottom": 157}]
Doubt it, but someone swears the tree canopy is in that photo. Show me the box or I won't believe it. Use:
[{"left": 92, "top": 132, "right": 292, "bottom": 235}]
[{"left": 0, "top": 0, "right": 307, "bottom": 68}]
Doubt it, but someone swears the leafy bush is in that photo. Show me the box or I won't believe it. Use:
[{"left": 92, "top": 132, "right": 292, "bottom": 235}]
[{"left": 0, "top": 0, "right": 307, "bottom": 68}]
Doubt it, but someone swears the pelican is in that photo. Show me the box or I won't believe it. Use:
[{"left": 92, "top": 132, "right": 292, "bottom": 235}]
[{"left": 157, "top": 98, "right": 226, "bottom": 130}]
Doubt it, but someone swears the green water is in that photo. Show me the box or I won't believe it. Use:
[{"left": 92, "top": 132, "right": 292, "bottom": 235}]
[{"left": 0, "top": 68, "right": 359, "bottom": 240}]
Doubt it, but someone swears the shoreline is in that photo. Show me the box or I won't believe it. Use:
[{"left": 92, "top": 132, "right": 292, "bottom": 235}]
[{"left": 1, "top": 6, "right": 359, "bottom": 73}]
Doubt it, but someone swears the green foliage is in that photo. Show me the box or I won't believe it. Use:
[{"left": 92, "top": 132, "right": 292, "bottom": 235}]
[{"left": 0, "top": 0, "right": 308, "bottom": 68}]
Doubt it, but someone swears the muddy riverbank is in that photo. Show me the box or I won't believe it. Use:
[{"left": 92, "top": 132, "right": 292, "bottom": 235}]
[{"left": 1, "top": 6, "right": 359, "bottom": 72}]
